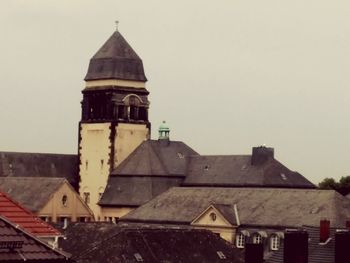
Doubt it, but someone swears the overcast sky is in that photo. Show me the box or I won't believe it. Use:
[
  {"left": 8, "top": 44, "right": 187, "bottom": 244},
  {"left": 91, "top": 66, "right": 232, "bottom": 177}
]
[{"left": 1, "top": 0, "right": 349, "bottom": 184}]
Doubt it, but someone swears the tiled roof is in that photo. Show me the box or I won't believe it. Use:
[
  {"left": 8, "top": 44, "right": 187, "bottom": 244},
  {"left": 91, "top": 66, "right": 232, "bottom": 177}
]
[
  {"left": 60, "top": 223, "right": 244, "bottom": 263},
  {"left": 0, "top": 215, "right": 71, "bottom": 262},
  {"left": 99, "top": 176, "right": 183, "bottom": 207},
  {"left": 121, "top": 187, "right": 350, "bottom": 228},
  {"left": 183, "top": 155, "right": 315, "bottom": 188},
  {"left": 0, "top": 151, "right": 78, "bottom": 189},
  {"left": 84, "top": 30, "right": 147, "bottom": 81},
  {"left": 0, "top": 177, "right": 65, "bottom": 212},
  {"left": 0, "top": 191, "right": 61, "bottom": 237}
]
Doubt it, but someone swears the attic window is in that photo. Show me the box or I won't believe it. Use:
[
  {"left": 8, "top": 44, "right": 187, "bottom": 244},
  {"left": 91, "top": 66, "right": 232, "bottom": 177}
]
[
  {"left": 177, "top": 152, "right": 184, "bottom": 159},
  {"left": 217, "top": 251, "right": 226, "bottom": 259},
  {"left": 253, "top": 233, "right": 262, "bottom": 244},
  {"left": 62, "top": 195, "right": 68, "bottom": 207},
  {"left": 134, "top": 253, "right": 143, "bottom": 262},
  {"left": 280, "top": 173, "right": 287, "bottom": 180},
  {"left": 210, "top": 212, "right": 217, "bottom": 221}
]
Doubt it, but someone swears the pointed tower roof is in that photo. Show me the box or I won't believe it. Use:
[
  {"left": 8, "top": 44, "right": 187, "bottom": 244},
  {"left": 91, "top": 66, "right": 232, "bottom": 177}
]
[{"left": 84, "top": 30, "right": 147, "bottom": 81}]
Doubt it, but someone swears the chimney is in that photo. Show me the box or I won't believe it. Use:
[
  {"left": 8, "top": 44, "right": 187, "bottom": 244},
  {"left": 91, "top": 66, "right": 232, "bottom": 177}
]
[
  {"left": 251, "top": 146, "right": 274, "bottom": 166},
  {"left": 335, "top": 230, "right": 350, "bottom": 263},
  {"left": 284, "top": 230, "right": 308, "bottom": 263},
  {"left": 320, "top": 219, "right": 330, "bottom": 243},
  {"left": 245, "top": 243, "right": 264, "bottom": 263},
  {"left": 345, "top": 220, "right": 350, "bottom": 230}
]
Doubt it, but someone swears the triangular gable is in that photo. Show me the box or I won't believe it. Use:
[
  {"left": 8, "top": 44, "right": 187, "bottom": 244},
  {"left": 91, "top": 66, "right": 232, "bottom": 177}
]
[{"left": 191, "top": 204, "right": 238, "bottom": 228}]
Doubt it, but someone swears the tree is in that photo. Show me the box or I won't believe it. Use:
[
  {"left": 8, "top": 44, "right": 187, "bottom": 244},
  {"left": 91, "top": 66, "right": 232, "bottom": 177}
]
[{"left": 318, "top": 176, "right": 350, "bottom": 196}]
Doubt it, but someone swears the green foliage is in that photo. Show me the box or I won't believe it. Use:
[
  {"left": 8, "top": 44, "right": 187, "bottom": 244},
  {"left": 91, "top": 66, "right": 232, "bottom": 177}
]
[{"left": 318, "top": 176, "right": 350, "bottom": 196}]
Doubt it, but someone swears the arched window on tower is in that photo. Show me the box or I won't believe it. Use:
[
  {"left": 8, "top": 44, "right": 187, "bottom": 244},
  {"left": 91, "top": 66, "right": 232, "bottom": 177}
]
[{"left": 118, "top": 95, "right": 147, "bottom": 121}]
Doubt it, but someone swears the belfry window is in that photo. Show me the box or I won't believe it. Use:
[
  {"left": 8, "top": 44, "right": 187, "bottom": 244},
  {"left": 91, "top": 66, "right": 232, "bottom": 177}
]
[{"left": 119, "top": 95, "right": 145, "bottom": 121}]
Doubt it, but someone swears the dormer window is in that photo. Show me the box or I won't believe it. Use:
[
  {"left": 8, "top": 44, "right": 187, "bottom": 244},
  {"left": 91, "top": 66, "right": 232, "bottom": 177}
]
[
  {"left": 62, "top": 195, "right": 68, "bottom": 207},
  {"left": 270, "top": 234, "right": 280, "bottom": 250},
  {"left": 236, "top": 232, "right": 245, "bottom": 248},
  {"left": 253, "top": 233, "right": 263, "bottom": 244}
]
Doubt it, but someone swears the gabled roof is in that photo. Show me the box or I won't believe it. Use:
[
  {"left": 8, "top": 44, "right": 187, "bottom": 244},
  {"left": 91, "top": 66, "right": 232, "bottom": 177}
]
[
  {"left": 84, "top": 30, "right": 147, "bottom": 81},
  {"left": 0, "top": 216, "right": 72, "bottom": 262},
  {"left": 60, "top": 223, "right": 244, "bottom": 263},
  {"left": 0, "top": 177, "right": 65, "bottom": 212},
  {"left": 99, "top": 176, "right": 183, "bottom": 207},
  {"left": 111, "top": 140, "right": 199, "bottom": 177},
  {"left": 0, "top": 151, "right": 79, "bottom": 189},
  {"left": 0, "top": 191, "right": 61, "bottom": 237},
  {"left": 183, "top": 155, "right": 315, "bottom": 188},
  {"left": 121, "top": 187, "right": 350, "bottom": 228}
]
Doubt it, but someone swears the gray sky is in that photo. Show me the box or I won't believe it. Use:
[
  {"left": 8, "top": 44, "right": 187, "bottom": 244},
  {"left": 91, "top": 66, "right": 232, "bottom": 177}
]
[{"left": 1, "top": 0, "right": 349, "bottom": 184}]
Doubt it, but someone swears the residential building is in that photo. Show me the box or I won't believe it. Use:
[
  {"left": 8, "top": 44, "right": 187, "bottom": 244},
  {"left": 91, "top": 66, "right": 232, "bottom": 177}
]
[
  {"left": 0, "top": 177, "right": 93, "bottom": 224},
  {"left": 0, "top": 191, "right": 62, "bottom": 247},
  {"left": 119, "top": 187, "right": 350, "bottom": 247},
  {"left": 0, "top": 215, "right": 73, "bottom": 262}
]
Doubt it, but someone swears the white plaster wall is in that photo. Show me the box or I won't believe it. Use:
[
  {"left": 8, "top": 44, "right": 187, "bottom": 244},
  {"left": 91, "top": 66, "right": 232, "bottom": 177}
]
[
  {"left": 79, "top": 123, "right": 112, "bottom": 219},
  {"left": 101, "top": 207, "right": 134, "bottom": 220},
  {"left": 114, "top": 123, "right": 149, "bottom": 167}
]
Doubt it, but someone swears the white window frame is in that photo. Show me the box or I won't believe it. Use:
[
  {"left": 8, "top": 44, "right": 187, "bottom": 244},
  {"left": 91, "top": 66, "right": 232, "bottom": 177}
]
[
  {"left": 236, "top": 233, "right": 245, "bottom": 248},
  {"left": 253, "top": 233, "right": 262, "bottom": 244},
  {"left": 270, "top": 235, "right": 280, "bottom": 250}
]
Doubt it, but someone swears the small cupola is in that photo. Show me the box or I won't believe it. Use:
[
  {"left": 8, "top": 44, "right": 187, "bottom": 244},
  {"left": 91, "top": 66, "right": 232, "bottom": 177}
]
[{"left": 158, "top": 121, "right": 170, "bottom": 140}]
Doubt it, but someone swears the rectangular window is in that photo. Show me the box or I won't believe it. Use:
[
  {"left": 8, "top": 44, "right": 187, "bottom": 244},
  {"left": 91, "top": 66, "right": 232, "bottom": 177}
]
[{"left": 83, "top": 192, "right": 90, "bottom": 204}]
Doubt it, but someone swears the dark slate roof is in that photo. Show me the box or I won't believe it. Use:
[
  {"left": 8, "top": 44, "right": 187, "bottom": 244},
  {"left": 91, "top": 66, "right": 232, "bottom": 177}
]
[
  {"left": 99, "top": 176, "right": 183, "bottom": 207},
  {"left": 85, "top": 30, "right": 147, "bottom": 81},
  {"left": 183, "top": 155, "right": 315, "bottom": 188},
  {"left": 212, "top": 204, "right": 238, "bottom": 225},
  {"left": 0, "top": 215, "right": 71, "bottom": 262},
  {"left": 121, "top": 187, "right": 350, "bottom": 228},
  {"left": 0, "top": 192, "right": 61, "bottom": 237},
  {"left": 0, "top": 151, "right": 79, "bottom": 189},
  {"left": 266, "top": 226, "right": 336, "bottom": 263},
  {"left": 111, "top": 140, "right": 199, "bottom": 177},
  {"left": 60, "top": 223, "right": 244, "bottom": 263},
  {"left": 0, "top": 177, "right": 65, "bottom": 212}
]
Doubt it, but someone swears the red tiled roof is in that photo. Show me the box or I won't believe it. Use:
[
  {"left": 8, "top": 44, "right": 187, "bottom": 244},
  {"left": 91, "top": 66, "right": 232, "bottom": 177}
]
[
  {"left": 0, "top": 191, "right": 61, "bottom": 237},
  {"left": 0, "top": 216, "right": 71, "bottom": 262}
]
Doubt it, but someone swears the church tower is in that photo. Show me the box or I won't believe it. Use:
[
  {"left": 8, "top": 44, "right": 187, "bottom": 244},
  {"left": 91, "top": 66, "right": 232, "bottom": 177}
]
[{"left": 78, "top": 27, "right": 150, "bottom": 219}]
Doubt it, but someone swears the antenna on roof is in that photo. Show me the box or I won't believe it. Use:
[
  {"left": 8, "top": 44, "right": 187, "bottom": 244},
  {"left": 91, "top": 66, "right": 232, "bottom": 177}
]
[{"left": 115, "top": 20, "right": 119, "bottom": 31}]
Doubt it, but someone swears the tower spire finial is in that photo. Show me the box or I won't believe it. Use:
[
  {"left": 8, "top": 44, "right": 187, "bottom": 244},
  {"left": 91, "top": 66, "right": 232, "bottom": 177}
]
[{"left": 115, "top": 20, "right": 119, "bottom": 31}]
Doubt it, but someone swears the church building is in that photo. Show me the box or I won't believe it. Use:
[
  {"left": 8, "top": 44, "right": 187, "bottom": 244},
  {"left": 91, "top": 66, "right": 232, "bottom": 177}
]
[{"left": 0, "top": 26, "right": 317, "bottom": 223}]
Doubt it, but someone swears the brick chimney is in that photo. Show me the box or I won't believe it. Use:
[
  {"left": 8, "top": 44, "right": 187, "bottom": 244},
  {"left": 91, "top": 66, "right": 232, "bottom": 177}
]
[
  {"left": 335, "top": 230, "right": 350, "bottom": 263},
  {"left": 320, "top": 219, "right": 330, "bottom": 243},
  {"left": 284, "top": 230, "right": 308, "bottom": 263},
  {"left": 245, "top": 243, "right": 264, "bottom": 263},
  {"left": 251, "top": 146, "right": 274, "bottom": 166}
]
